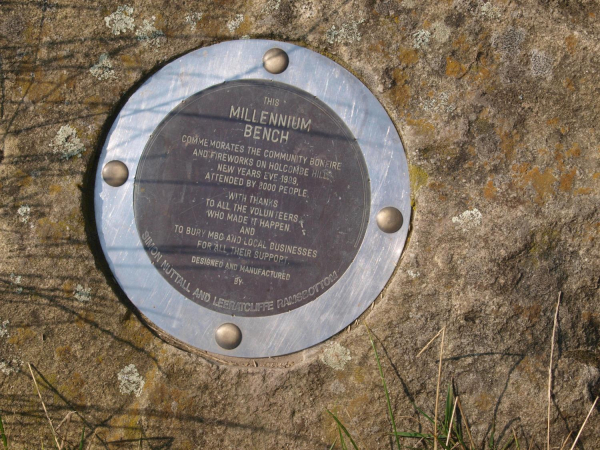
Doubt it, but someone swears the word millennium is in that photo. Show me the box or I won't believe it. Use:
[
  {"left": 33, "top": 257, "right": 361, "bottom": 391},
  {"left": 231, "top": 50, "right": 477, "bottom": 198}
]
[{"left": 229, "top": 105, "right": 312, "bottom": 144}]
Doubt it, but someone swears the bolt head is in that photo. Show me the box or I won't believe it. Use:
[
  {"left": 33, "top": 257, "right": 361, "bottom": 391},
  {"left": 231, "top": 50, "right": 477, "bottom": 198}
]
[
  {"left": 215, "top": 323, "right": 242, "bottom": 350},
  {"left": 102, "top": 160, "right": 129, "bottom": 187},
  {"left": 263, "top": 48, "right": 289, "bottom": 74},
  {"left": 376, "top": 207, "right": 403, "bottom": 233}
]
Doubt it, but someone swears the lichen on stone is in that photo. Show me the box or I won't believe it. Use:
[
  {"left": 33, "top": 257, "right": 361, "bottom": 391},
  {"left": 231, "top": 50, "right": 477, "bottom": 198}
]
[
  {"left": 421, "top": 92, "right": 455, "bottom": 114},
  {"left": 89, "top": 54, "right": 116, "bottom": 81},
  {"left": 10, "top": 273, "right": 23, "bottom": 294},
  {"left": 104, "top": 5, "right": 135, "bottom": 35},
  {"left": 17, "top": 206, "right": 30, "bottom": 223},
  {"left": 74, "top": 284, "right": 91, "bottom": 302},
  {"left": 319, "top": 342, "right": 351, "bottom": 370},
  {"left": 118, "top": 364, "right": 145, "bottom": 397},
  {"left": 413, "top": 29, "right": 431, "bottom": 49},
  {"left": 329, "top": 379, "right": 347, "bottom": 394},
  {"left": 479, "top": 2, "right": 500, "bottom": 19},
  {"left": 326, "top": 19, "right": 365, "bottom": 45},
  {"left": 262, "top": 0, "right": 281, "bottom": 14},
  {"left": 136, "top": 17, "right": 166, "bottom": 48},
  {"left": 493, "top": 27, "right": 525, "bottom": 57},
  {"left": 530, "top": 49, "right": 553, "bottom": 78},
  {"left": 0, "top": 320, "right": 9, "bottom": 338},
  {"left": 49, "top": 125, "right": 85, "bottom": 160},
  {"left": 452, "top": 208, "right": 483, "bottom": 231},
  {"left": 0, "top": 358, "right": 23, "bottom": 376},
  {"left": 407, "top": 269, "right": 420, "bottom": 279},
  {"left": 227, "top": 14, "right": 244, "bottom": 33},
  {"left": 184, "top": 12, "right": 203, "bottom": 31},
  {"left": 409, "top": 164, "right": 429, "bottom": 193}
]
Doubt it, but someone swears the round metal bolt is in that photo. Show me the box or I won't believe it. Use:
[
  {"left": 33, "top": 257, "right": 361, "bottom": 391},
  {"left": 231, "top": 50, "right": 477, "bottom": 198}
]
[
  {"left": 215, "top": 323, "right": 242, "bottom": 350},
  {"left": 102, "top": 160, "right": 129, "bottom": 187},
  {"left": 376, "top": 207, "right": 403, "bottom": 233},
  {"left": 263, "top": 48, "right": 289, "bottom": 74}
]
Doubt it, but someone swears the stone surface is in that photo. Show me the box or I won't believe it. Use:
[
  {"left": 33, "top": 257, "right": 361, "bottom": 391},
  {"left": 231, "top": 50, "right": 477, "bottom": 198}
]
[{"left": 0, "top": 0, "right": 598, "bottom": 448}]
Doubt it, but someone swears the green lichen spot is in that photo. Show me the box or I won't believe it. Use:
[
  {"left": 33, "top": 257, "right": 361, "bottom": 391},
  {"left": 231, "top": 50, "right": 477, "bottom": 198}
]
[{"left": 409, "top": 164, "right": 428, "bottom": 194}]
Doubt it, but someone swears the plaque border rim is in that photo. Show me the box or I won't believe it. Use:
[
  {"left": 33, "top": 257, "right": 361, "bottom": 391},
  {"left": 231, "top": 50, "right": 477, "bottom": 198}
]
[{"left": 94, "top": 39, "right": 411, "bottom": 358}]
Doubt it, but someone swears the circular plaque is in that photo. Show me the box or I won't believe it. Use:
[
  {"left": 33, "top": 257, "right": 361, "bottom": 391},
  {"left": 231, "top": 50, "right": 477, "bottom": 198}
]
[
  {"left": 134, "top": 80, "right": 369, "bottom": 317},
  {"left": 94, "top": 40, "right": 410, "bottom": 358}
]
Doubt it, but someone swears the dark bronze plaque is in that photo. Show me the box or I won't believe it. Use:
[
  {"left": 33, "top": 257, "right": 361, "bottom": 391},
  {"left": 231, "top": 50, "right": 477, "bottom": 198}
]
[{"left": 134, "top": 79, "right": 369, "bottom": 317}]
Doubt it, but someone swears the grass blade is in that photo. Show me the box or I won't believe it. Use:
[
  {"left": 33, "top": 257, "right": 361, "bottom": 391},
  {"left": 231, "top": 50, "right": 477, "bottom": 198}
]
[
  {"left": 568, "top": 396, "right": 598, "bottom": 450},
  {"left": 395, "top": 431, "right": 434, "bottom": 439},
  {"left": 79, "top": 426, "right": 85, "bottom": 450},
  {"left": 338, "top": 424, "right": 348, "bottom": 450},
  {"left": 434, "top": 328, "right": 446, "bottom": 450},
  {"left": 446, "top": 397, "right": 458, "bottom": 447},
  {"left": 445, "top": 384, "right": 453, "bottom": 430},
  {"left": 513, "top": 430, "right": 520, "bottom": 450},
  {"left": 548, "top": 293, "right": 561, "bottom": 450},
  {"left": 28, "top": 364, "right": 61, "bottom": 450},
  {"left": 417, "top": 328, "right": 444, "bottom": 357},
  {"left": 558, "top": 431, "right": 572, "bottom": 450},
  {"left": 451, "top": 419, "right": 467, "bottom": 450},
  {"left": 500, "top": 436, "right": 516, "bottom": 450},
  {"left": 394, "top": 432, "right": 452, "bottom": 450},
  {"left": 328, "top": 436, "right": 339, "bottom": 450},
  {"left": 456, "top": 397, "right": 474, "bottom": 450},
  {"left": 415, "top": 406, "right": 435, "bottom": 425},
  {"left": 366, "top": 324, "right": 402, "bottom": 450},
  {"left": 327, "top": 410, "right": 359, "bottom": 450},
  {"left": 0, "top": 414, "right": 7, "bottom": 450}
]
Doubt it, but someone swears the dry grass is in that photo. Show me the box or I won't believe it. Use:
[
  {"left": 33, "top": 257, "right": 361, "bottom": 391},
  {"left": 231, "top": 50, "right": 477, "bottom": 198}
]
[
  {"left": 328, "top": 293, "right": 598, "bottom": 449},
  {"left": 0, "top": 366, "right": 86, "bottom": 450},
  {"left": 547, "top": 293, "right": 561, "bottom": 450},
  {"left": 28, "top": 363, "right": 61, "bottom": 449}
]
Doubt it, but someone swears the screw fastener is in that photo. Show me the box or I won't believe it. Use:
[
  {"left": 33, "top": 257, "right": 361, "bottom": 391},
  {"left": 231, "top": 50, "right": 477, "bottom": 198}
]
[
  {"left": 263, "top": 48, "right": 289, "bottom": 74},
  {"left": 102, "top": 160, "right": 129, "bottom": 187},
  {"left": 376, "top": 207, "right": 403, "bottom": 233},
  {"left": 215, "top": 323, "right": 242, "bottom": 350}
]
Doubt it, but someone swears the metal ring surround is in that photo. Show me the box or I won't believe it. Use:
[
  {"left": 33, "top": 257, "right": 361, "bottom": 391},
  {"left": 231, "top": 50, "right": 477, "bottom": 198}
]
[{"left": 94, "top": 40, "right": 410, "bottom": 358}]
